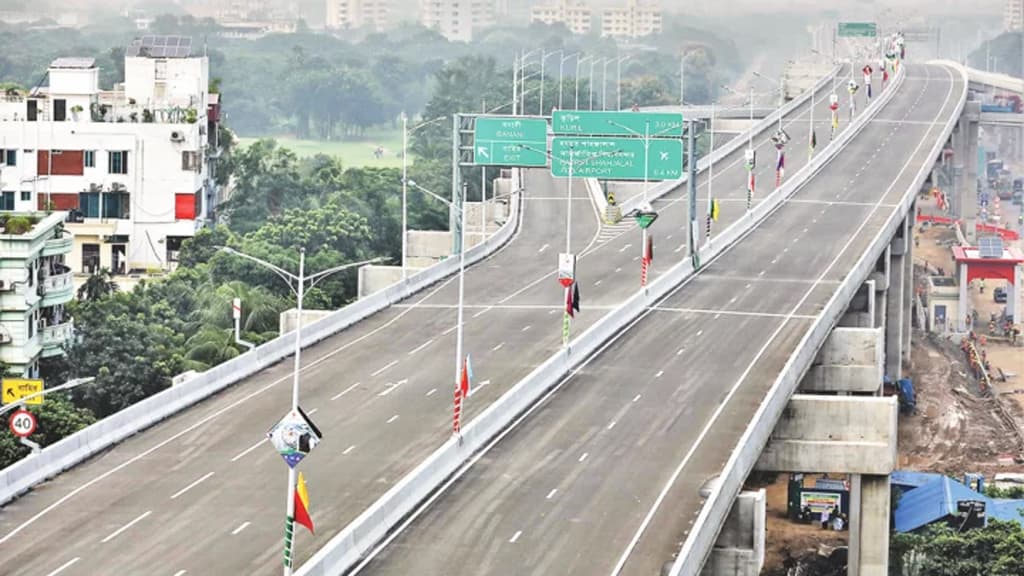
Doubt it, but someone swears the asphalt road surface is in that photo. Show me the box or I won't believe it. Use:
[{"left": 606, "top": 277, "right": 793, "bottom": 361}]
[
  {"left": 356, "top": 63, "right": 963, "bottom": 576},
  {"left": 0, "top": 68, "right": 854, "bottom": 576}
]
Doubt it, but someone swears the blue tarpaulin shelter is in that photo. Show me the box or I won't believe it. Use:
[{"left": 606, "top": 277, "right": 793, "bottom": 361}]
[{"left": 893, "top": 473, "right": 1024, "bottom": 533}]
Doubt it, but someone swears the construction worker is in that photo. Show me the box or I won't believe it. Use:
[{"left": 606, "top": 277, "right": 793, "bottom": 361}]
[{"left": 980, "top": 278, "right": 986, "bottom": 294}]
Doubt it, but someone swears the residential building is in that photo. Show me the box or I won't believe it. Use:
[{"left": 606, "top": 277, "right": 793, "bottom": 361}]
[
  {"left": 327, "top": 0, "right": 393, "bottom": 30},
  {"left": 420, "top": 0, "right": 495, "bottom": 42},
  {"left": 601, "top": 0, "right": 662, "bottom": 39},
  {"left": 0, "top": 212, "right": 74, "bottom": 377},
  {"left": 0, "top": 37, "right": 224, "bottom": 280},
  {"left": 530, "top": 0, "right": 591, "bottom": 35},
  {"left": 1006, "top": 0, "right": 1023, "bottom": 30}
]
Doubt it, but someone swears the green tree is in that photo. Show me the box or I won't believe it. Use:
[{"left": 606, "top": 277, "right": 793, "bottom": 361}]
[
  {"left": 0, "top": 395, "right": 96, "bottom": 470},
  {"left": 76, "top": 268, "right": 119, "bottom": 301}
]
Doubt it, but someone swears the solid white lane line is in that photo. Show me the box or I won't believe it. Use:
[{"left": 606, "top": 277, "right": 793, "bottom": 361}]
[
  {"left": 492, "top": 342, "right": 504, "bottom": 352},
  {"left": 468, "top": 380, "right": 492, "bottom": 398},
  {"left": 408, "top": 339, "right": 434, "bottom": 355},
  {"left": 371, "top": 360, "right": 398, "bottom": 377},
  {"left": 633, "top": 394, "right": 642, "bottom": 403},
  {"left": 171, "top": 472, "right": 215, "bottom": 500},
  {"left": 387, "top": 415, "right": 399, "bottom": 424},
  {"left": 308, "top": 408, "right": 318, "bottom": 415},
  {"left": 472, "top": 307, "right": 493, "bottom": 319},
  {"left": 579, "top": 453, "right": 589, "bottom": 463},
  {"left": 343, "top": 445, "right": 356, "bottom": 455},
  {"left": 442, "top": 325, "right": 457, "bottom": 335},
  {"left": 618, "top": 244, "right": 632, "bottom": 253},
  {"left": 546, "top": 489, "right": 558, "bottom": 500},
  {"left": 509, "top": 530, "right": 523, "bottom": 543},
  {"left": 45, "top": 558, "right": 80, "bottom": 576},
  {"left": 426, "top": 388, "right": 437, "bottom": 396},
  {"left": 230, "top": 439, "right": 264, "bottom": 462},
  {"left": 331, "top": 382, "right": 361, "bottom": 401},
  {"left": 607, "top": 420, "right": 617, "bottom": 430},
  {"left": 231, "top": 522, "right": 251, "bottom": 535},
  {"left": 655, "top": 370, "right": 664, "bottom": 378},
  {"left": 101, "top": 510, "right": 152, "bottom": 543}
]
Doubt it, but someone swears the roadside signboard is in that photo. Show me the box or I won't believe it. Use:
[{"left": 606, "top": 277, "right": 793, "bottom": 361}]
[
  {"left": 2, "top": 378, "right": 44, "bottom": 405},
  {"left": 550, "top": 137, "right": 683, "bottom": 180},
  {"left": 800, "top": 491, "right": 842, "bottom": 515},
  {"left": 634, "top": 211, "right": 658, "bottom": 229},
  {"left": 473, "top": 117, "right": 548, "bottom": 166},
  {"left": 267, "top": 407, "right": 322, "bottom": 468},
  {"left": 552, "top": 111, "right": 684, "bottom": 138},
  {"left": 8, "top": 409, "right": 36, "bottom": 438},
  {"left": 838, "top": 22, "right": 877, "bottom": 38}
]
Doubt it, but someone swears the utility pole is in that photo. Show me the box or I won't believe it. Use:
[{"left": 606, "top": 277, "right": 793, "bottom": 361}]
[{"left": 687, "top": 120, "right": 699, "bottom": 269}]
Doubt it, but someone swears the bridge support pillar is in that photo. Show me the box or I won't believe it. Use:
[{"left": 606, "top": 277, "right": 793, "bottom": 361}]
[
  {"left": 957, "top": 102, "right": 981, "bottom": 245},
  {"left": 848, "top": 474, "right": 891, "bottom": 576},
  {"left": 885, "top": 217, "right": 907, "bottom": 380},
  {"left": 800, "top": 327, "right": 884, "bottom": 394},
  {"left": 700, "top": 490, "right": 766, "bottom": 576},
  {"left": 839, "top": 280, "right": 876, "bottom": 328},
  {"left": 902, "top": 204, "right": 915, "bottom": 368}
]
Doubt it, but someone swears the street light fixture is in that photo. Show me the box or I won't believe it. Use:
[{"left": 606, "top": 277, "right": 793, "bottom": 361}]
[
  {"left": 616, "top": 55, "right": 630, "bottom": 111},
  {"left": 575, "top": 55, "right": 592, "bottom": 110},
  {"left": 216, "top": 246, "right": 384, "bottom": 576},
  {"left": 558, "top": 52, "right": 579, "bottom": 110},
  {"left": 401, "top": 113, "right": 448, "bottom": 280},
  {"left": 539, "top": 50, "right": 561, "bottom": 115}
]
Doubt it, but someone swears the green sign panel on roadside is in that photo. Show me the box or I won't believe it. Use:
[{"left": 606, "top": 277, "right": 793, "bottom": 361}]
[
  {"left": 552, "top": 111, "right": 684, "bottom": 138},
  {"left": 473, "top": 117, "right": 549, "bottom": 166},
  {"left": 837, "top": 22, "right": 877, "bottom": 38},
  {"left": 634, "top": 211, "right": 658, "bottom": 229},
  {"left": 550, "top": 137, "right": 683, "bottom": 180}
]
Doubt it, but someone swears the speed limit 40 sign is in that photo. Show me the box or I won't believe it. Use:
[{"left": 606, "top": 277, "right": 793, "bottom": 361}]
[{"left": 9, "top": 409, "right": 36, "bottom": 438}]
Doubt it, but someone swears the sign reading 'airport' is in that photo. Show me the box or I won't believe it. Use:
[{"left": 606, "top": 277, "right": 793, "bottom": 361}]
[
  {"left": 552, "top": 111, "right": 684, "bottom": 138},
  {"left": 837, "top": 22, "right": 877, "bottom": 38},
  {"left": 550, "top": 137, "right": 683, "bottom": 180},
  {"left": 473, "top": 117, "right": 548, "bottom": 167}
]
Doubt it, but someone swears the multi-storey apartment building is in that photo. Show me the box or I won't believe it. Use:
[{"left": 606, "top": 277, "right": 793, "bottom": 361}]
[
  {"left": 0, "top": 212, "right": 74, "bottom": 377},
  {"left": 420, "top": 0, "right": 495, "bottom": 42},
  {"left": 530, "top": 0, "right": 592, "bottom": 35},
  {"left": 0, "top": 36, "right": 223, "bottom": 278},
  {"left": 1006, "top": 0, "right": 1024, "bottom": 30},
  {"left": 601, "top": 0, "right": 662, "bottom": 39},
  {"left": 327, "top": 0, "right": 393, "bottom": 30}
]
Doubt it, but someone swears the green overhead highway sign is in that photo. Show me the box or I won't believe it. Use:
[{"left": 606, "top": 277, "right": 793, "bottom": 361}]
[
  {"left": 837, "top": 22, "right": 877, "bottom": 38},
  {"left": 473, "top": 117, "right": 549, "bottom": 166},
  {"left": 552, "top": 111, "right": 684, "bottom": 138},
  {"left": 550, "top": 137, "right": 683, "bottom": 181}
]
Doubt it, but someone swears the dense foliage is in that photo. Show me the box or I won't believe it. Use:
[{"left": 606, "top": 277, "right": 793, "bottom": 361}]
[{"left": 890, "top": 520, "right": 1024, "bottom": 576}]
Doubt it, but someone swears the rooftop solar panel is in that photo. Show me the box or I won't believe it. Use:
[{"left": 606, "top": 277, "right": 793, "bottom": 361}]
[
  {"left": 978, "top": 236, "right": 1003, "bottom": 258},
  {"left": 127, "top": 35, "right": 194, "bottom": 58}
]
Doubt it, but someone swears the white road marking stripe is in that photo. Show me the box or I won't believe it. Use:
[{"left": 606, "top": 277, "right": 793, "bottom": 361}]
[
  {"left": 172, "top": 571, "right": 187, "bottom": 576},
  {"left": 331, "top": 382, "right": 360, "bottom": 401},
  {"left": 171, "top": 472, "right": 215, "bottom": 500},
  {"left": 372, "top": 360, "right": 398, "bottom": 377},
  {"left": 595, "top": 280, "right": 603, "bottom": 286},
  {"left": 230, "top": 439, "right": 264, "bottom": 462},
  {"left": 492, "top": 342, "right": 504, "bottom": 351},
  {"left": 539, "top": 243, "right": 549, "bottom": 253},
  {"left": 231, "top": 522, "right": 250, "bottom": 535},
  {"left": 619, "top": 244, "right": 632, "bottom": 252},
  {"left": 426, "top": 388, "right": 437, "bottom": 396},
  {"left": 607, "top": 420, "right": 617, "bottom": 430},
  {"left": 343, "top": 445, "right": 356, "bottom": 455},
  {"left": 509, "top": 530, "right": 523, "bottom": 543},
  {"left": 473, "top": 307, "right": 493, "bottom": 318},
  {"left": 408, "top": 339, "right": 434, "bottom": 355},
  {"left": 101, "top": 510, "right": 151, "bottom": 543},
  {"left": 308, "top": 408, "right": 318, "bottom": 415},
  {"left": 633, "top": 394, "right": 642, "bottom": 403},
  {"left": 653, "top": 307, "right": 817, "bottom": 320},
  {"left": 522, "top": 325, "right": 531, "bottom": 332},
  {"left": 579, "top": 453, "right": 589, "bottom": 462},
  {"left": 45, "top": 558, "right": 80, "bottom": 576},
  {"left": 387, "top": 415, "right": 399, "bottom": 424},
  {"left": 546, "top": 489, "right": 558, "bottom": 499},
  {"left": 655, "top": 370, "right": 664, "bottom": 378},
  {"left": 442, "top": 325, "right": 457, "bottom": 335},
  {"left": 615, "top": 267, "right": 622, "bottom": 273}
]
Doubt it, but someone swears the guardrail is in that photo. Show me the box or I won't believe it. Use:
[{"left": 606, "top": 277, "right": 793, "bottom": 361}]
[
  {"left": 293, "top": 65, "right": 887, "bottom": 576},
  {"left": 0, "top": 179, "right": 525, "bottom": 507},
  {"left": 668, "top": 62, "right": 968, "bottom": 576}
]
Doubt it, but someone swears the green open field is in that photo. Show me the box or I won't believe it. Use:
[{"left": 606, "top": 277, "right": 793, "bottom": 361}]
[{"left": 237, "top": 127, "right": 405, "bottom": 168}]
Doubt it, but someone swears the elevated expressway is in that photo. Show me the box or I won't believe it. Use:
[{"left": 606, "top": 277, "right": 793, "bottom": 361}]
[
  {"left": 356, "top": 63, "right": 966, "bottom": 576},
  {"left": 0, "top": 68, "right": 855, "bottom": 575}
]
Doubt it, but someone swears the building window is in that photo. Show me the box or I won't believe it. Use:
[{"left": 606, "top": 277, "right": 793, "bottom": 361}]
[
  {"left": 181, "top": 151, "right": 200, "bottom": 172},
  {"left": 20, "top": 191, "right": 30, "bottom": 202},
  {"left": 80, "top": 192, "right": 100, "bottom": 217},
  {"left": 0, "top": 191, "right": 13, "bottom": 211},
  {"left": 108, "top": 151, "right": 128, "bottom": 175},
  {"left": 82, "top": 244, "right": 100, "bottom": 274},
  {"left": 53, "top": 99, "right": 66, "bottom": 122},
  {"left": 102, "top": 193, "right": 129, "bottom": 219},
  {"left": 2, "top": 149, "right": 14, "bottom": 166},
  {"left": 84, "top": 150, "right": 95, "bottom": 168}
]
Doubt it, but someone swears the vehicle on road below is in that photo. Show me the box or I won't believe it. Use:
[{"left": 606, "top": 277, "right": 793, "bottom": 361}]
[{"left": 994, "top": 286, "right": 1007, "bottom": 303}]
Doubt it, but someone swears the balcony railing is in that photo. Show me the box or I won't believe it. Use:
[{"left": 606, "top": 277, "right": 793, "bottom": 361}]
[
  {"left": 39, "top": 270, "right": 73, "bottom": 295},
  {"left": 42, "top": 319, "right": 74, "bottom": 349}
]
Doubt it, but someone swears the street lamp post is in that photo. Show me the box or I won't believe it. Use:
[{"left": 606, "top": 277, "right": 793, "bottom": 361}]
[
  {"left": 602, "top": 58, "right": 612, "bottom": 110},
  {"left": 217, "top": 247, "right": 383, "bottom": 576},
  {"left": 540, "top": 50, "right": 560, "bottom": 115},
  {"left": 401, "top": 113, "right": 447, "bottom": 280},
  {"left": 616, "top": 56, "right": 630, "bottom": 110},
  {"left": 589, "top": 58, "right": 597, "bottom": 110},
  {"left": 558, "top": 52, "right": 577, "bottom": 110},
  {"left": 575, "top": 55, "right": 591, "bottom": 110}
]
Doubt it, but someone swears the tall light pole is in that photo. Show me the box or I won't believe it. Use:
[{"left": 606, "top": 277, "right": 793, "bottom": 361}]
[
  {"left": 616, "top": 55, "right": 630, "bottom": 110},
  {"left": 539, "top": 50, "right": 560, "bottom": 115},
  {"left": 217, "top": 247, "right": 383, "bottom": 576},
  {"left": 401, "top": 113, "right": 447, "bottom": 280},
  {"left": 558, "top": 52, "right": 578, "bottom": 110},
  {"left": 589, "top": 57, "right": 597, "bottom": 110},
  {"left": 602, "top": 57, "right": 612, "bottom": 110},
  {"left": 575, "top": 55, "right": 591, "bottom": 110}
]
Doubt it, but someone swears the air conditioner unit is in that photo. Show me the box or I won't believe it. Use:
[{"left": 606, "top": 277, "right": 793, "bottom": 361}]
[
  {"left": 0, "top": 332, "right": 9, "bottom": 344},
  {"left": 170, "top": 130, "right": 185, "bottom": 142}
]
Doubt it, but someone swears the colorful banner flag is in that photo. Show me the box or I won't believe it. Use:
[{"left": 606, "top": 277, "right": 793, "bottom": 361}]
[
  {"left": 294, "top": 472, "right": 314, "bottom": 534},
  {"left": 645, "top": 233, "right": 654, "bottom": 263},
  {"left": 566, "top": 284, "right": 575, "bottom": 318},
  {"left": 572, "top": 283, "right": 580, "bottom": 315},
  {"left": 810, "top": 128, "right": 817, "bottom": 152},
  {"left": 460, "top": 356, "right": 471, "bottom": 398},
  {"left": 711, "top": 199, "right": 720, "bottom": 221}
]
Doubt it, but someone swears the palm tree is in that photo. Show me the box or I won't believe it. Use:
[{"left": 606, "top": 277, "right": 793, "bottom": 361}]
[
  {"left": 197, "top": 281, "right": 286, "bottom": 335},
  {"left": 76, "top": 269, "right": 119, "bottom": 301},
  {"left": 184, "top": 326, "right": 241, "bottom": 369}
]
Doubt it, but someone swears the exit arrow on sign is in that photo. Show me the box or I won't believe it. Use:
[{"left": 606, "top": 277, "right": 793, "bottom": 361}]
[{"left": 477, "top": 146, "right": 490, "bottom": 159}]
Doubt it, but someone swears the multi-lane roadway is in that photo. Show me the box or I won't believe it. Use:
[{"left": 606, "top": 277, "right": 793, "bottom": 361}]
[
  {"left": 2, "top": 65, "right": 860, "bottom": 576},
  {"left": 355, "top": 63, "right": 964, "bottom": 575}
]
